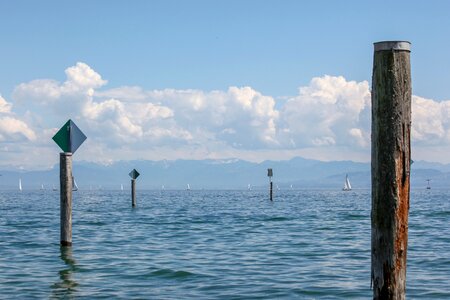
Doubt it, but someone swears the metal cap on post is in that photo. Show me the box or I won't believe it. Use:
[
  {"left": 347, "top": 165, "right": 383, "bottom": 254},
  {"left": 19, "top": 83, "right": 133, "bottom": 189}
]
[{"left": 374, "top": 41, "right": 411, "bottom": 52}]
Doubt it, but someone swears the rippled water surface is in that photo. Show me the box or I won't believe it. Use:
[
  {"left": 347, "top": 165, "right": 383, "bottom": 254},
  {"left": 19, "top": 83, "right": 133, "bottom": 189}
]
[{"left": 0, "top": 189, "right": 449, "bottom": 299}]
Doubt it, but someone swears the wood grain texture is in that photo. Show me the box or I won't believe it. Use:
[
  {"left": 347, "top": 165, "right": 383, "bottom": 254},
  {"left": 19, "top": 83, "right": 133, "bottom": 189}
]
[
  {"left": 371, "top": 47, "right": 411, "bottom": 300},
  {"left": 270, "top": 181, "right": 273, "bottom": 201},
  {"left": 131, "top": 179, "right": 136, "bottom": 207},
  {"left": 60, "top": 152, "right": 73, "bottom": 246}
]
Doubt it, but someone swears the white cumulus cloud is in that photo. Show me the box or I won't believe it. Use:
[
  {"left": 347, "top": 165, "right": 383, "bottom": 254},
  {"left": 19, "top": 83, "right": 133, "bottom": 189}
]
[
  {"left": 0, "top": 95, "right": 12, "bottom": 113},
  {"left": 0, "top": 117, "right": 36, "bottom": 142},
  {"left": 411, "top": 95, "right": 450, "bottom": 144},
  {"left": 278, "top": 75, "right": 371, "bottom": 149},
  {"left": 65, "top": 62, "right": 107, "bottom": 90},
  {"left": 0, "top": 95, "right": 36, "bottom": 143}
]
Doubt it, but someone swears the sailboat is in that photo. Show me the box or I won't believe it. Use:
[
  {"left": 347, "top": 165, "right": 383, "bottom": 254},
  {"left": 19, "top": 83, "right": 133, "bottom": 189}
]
[
  {"left": 121, "top": 184, "right": 124, "bottom": 191},
  {"left": 186, "top": 184, "right": 191, "bottom": 191},
  {"left": 426, "top": 179, "right": 431, "bottom": 190},
  {"left": 19, "top": 179, "right": 22, "bottom": 191},
  {"left": 290, "top": 184, "right": 293, "bottom": 190},
  {"left": 40, "top": 184, "right": 44, "bottom": 190},
  {"left": 247, "top": 184, "right": 252, "bottom": 191},
  {"left": 72, "top": 177, "right": 78, "bottom": 191},
  {"left": 342, "top": 174, "right": 352, "bottom": 191},
  {"left": 52, "top": 184, "right": 57, "bottom": 191}
]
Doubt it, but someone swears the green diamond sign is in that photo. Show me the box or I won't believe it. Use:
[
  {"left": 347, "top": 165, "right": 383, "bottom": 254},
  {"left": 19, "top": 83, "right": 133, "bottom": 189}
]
[
  {"left": 52, "top": 119, "right": 87, "bottom": 154},
  {"left": 129, "top": 169, "right": 140, "bottom": 180}
]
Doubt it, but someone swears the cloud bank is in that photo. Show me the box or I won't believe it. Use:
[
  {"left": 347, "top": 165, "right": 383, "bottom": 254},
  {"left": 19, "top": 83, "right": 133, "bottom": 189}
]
[{"left": 1, "top": 62, "right": 449, "bottom": 168}]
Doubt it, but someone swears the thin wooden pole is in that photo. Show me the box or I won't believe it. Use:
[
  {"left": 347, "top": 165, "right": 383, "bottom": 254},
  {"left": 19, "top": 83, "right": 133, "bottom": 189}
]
[
  {"left": 131, "top": 179, "right": 136, "bottom": 207},
  {"left": 269, "top": 180, "right": 273, "bottom": 201},
  {"left": 60, "top": 152, "right": 73, "bottom": 246},
  {"left": 371, "top": 41, "right": 411, "bottom": 300}
]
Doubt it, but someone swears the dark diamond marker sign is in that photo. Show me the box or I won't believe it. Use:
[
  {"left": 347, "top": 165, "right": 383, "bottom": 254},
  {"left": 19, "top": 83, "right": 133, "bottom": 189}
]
[
  {"left": 129, "top": 169, "right": 140, "bottom": 180},
  {"left": 53, "top": 119, "right": 87, "bottom": 153}
]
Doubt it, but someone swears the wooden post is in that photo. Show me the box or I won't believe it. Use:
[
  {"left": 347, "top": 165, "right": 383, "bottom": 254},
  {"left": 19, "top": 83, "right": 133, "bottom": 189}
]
[
  {"left": 371, "top": 41, "right": 411, "bottom": 300},
  {"left": 267, "top": 168, "right": 273, "bottom": 201},
  {"left": 270, "top": 181, "right": 273, "bottom": 201},
  {"left": 131, "top": 179, "right": 136, "bottom": 207},
  {"left": 60, "top": 152, "right": 73, "bottom": 247}
]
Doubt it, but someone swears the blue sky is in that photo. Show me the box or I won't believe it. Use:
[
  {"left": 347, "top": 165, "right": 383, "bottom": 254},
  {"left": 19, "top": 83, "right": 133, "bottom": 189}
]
[{"left": 1, "top": 1, "right": 450, "bottom": 169}]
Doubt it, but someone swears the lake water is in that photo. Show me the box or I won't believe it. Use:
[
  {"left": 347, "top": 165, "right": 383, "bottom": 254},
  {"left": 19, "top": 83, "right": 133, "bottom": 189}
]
[{"left": 0, "top": 189, "right": 449, "bottom": 299}]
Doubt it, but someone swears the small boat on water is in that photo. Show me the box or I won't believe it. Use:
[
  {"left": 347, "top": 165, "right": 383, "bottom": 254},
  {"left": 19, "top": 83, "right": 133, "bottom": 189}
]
[
  {"left": 52, "top": 184, "right": 57, "bottom": 191},
  {"left": 342, "top": 174, "right": 352, "bottom": 191},
  {"left": 186, "top": 184, "right": 191, "bottom": 191},
  {"left": 19, "top": 179, "right": 22, "bottom": 191},
  {"left": 247, "top": 184, "right": 252, "bottom": 191},
  {"left": 426, "top": 179, "right": 431, "bottom": 190},
  {"left": 121, "top": 184, "right": 124, "bottom": 191},
  {"left": 72, "top": 177, "right": 79, "bottom": 191}
]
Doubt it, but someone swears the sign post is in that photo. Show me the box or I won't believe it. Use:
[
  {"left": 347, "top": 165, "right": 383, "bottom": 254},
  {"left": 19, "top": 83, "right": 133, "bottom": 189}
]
[
  {"left": 52, "top": 119, "right": 86, "bottom": 247},
  {"left": 129, "top": 169, "right": 140, "bottom": 207},
  {"left": 267, "top": 168, "right": 273, "bottom": 201}
]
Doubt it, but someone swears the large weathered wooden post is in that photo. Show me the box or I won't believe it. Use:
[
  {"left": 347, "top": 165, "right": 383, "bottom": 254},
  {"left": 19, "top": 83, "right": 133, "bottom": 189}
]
[
  {"left": 267, "top": 168, "right": 273, "bottom": 201},
  {"left": 53, "top": 120, "right": 87, "bottom": 247},
  {"left": 129, "top": 169, "right": 140, "bottom": 207},
  {"left": 371, "top": 41, "right": 411, "bottom": 299}
]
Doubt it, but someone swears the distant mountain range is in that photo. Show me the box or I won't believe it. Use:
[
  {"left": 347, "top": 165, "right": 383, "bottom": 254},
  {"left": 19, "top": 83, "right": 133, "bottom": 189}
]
[{"left": 0, "top": 157, "right": 449, "bottom": 190}]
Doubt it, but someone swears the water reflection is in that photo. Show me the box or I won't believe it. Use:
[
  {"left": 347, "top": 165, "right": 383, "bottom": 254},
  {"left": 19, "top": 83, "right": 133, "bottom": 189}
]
[{"left": 51, "top": 246, "right": 78, "bottom": 299}]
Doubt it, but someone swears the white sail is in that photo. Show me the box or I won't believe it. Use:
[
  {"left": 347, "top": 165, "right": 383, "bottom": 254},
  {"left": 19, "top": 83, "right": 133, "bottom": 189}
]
[
  {"left": 41, "top": 184, "right": 44, "bottom": 190},
  {"left": 247, "top": 184, "right": 251, "bottom": 190},
  {"left": 161, "top": 185, "right": 165, "bottom": 190},
  {"left": 290, "top": 184, "right": 293, "bottom": 190},
  {"left": 121, "top": 184, "right": 124, "bottom": 191},
  {"left": 187, "top": 184, "right": 191, "bottom": 190},
  {"left": 346, "top": 176, "right": 352, "bottom": 190},
  {"left": 343, "top": 174, "right": 352, "bottom": 191},
  {"left": 53, "top": 184, "right": 57, "bottom": 191},
  {"left": 19, "top": 179, "right": 22, "bottom": 191},
  {"left": 72, "top": 177, "right": 78, "bottom": 191}
]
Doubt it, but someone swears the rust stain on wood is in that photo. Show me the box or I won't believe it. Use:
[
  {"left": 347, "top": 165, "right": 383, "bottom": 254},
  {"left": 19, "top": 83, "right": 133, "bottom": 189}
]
[{"left": 394, "top": 123, "right": 410, "bottom": 290}]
